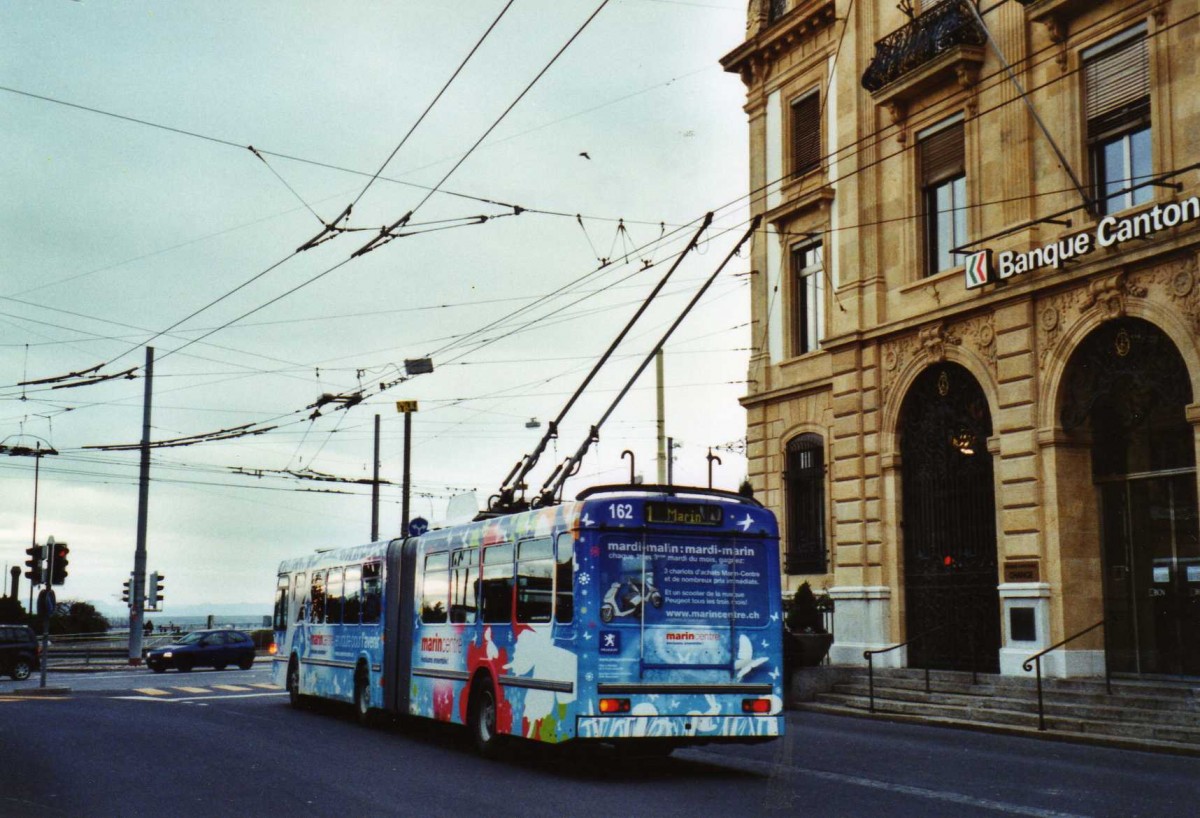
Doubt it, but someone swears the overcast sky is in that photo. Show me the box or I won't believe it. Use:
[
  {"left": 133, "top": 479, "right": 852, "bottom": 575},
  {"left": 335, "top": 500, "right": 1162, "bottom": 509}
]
[{"left": 0, "top": 0, "right": 753, "bottom": 615}]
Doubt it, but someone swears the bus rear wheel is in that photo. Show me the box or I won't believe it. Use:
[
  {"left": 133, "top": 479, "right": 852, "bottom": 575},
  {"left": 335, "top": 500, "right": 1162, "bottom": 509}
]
[
  {"left": 470, "top": 677, "right": 501, "bottom": 758},
  {"left": 355, "top": 668, "right": 373, "bottom": 727}
]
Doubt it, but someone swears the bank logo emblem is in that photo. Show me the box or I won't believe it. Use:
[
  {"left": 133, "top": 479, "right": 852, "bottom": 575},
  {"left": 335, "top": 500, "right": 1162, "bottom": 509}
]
[{"left": 964, "top": 249, "right": 992, "bottom": 289}]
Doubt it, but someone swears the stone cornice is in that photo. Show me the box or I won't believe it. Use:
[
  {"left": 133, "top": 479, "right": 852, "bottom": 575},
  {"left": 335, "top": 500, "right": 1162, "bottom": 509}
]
[{"left": 720, "top": 1, "right": 837, "bottom": 89}]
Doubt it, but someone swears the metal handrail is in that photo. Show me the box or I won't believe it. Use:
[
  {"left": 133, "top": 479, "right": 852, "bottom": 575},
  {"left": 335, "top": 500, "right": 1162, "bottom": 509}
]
[
  {"left": 1021, "top": 620, "right": 1108, "bottom": 731},
  {"left": 863, "top": 623, "right": 948, "bottom": 713}
]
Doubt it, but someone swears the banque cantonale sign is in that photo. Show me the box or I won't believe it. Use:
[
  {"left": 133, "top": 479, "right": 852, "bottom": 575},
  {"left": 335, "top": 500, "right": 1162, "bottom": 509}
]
[{"left": 964, "top": 197, "right": 1200, "bottom": 289}]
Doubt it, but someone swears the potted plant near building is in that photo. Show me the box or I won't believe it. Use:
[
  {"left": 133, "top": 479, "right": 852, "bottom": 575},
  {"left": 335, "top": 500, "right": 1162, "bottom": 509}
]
[{"left": 783, "top": 582, "right": 833, "bottom": 671}]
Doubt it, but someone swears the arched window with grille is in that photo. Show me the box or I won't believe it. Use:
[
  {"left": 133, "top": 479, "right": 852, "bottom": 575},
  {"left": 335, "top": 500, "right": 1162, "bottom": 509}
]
[{"left": 785, "top": 433, "right": 826, "bottom": 574}]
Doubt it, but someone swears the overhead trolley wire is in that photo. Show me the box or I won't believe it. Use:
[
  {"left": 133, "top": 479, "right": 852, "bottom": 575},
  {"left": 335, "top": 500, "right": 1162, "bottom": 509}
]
[{"left": 349, "top": 0, "right": 517, "bottom": 211}]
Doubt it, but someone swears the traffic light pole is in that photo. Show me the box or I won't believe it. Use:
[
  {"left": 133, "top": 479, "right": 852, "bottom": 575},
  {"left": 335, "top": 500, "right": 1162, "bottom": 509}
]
[
  {"left": 129, "top": 347, "right": 153, "bottom": 664},
  {"left": 39, "top": 543, "right": 54, "bottom": 688}
]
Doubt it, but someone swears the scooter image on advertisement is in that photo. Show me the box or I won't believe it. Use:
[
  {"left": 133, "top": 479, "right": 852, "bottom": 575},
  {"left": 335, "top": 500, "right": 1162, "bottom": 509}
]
[{"left": 600, "top": 577, "right": 664, "bottom": 623}]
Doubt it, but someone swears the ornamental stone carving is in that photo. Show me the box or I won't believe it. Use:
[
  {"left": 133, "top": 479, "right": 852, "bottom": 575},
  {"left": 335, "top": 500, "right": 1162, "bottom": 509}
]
[
  {"left": 951, "top": 314, "right": 997, "bottom": 378},
  {"left": 918, "top": 323, "right": 960, "bottom": 363},
  {"left": 1132, "top": 252, "right": 1200, "bottom": 334},
  {"left": 1080, "top": 272, "right": 1146, "bottom": 321}
]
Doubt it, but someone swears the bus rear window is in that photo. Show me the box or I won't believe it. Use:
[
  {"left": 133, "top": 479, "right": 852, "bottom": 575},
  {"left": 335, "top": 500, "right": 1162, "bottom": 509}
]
[
  {"left": 422, "top": 555, "right": 449, "bottom": 623},
  {"left": 362, "top": 563, "right": 381, "bottom": 624},
  {"left": 451, "top": 549, "right": 478, "bottom": 624},
  {"left": 516, "top": 538, "right": 552, "bottom": 623},
  {"left": 556, "top": 534, "right": 574, "bottom": 624},
  {"left": 273, "top": 575, "right": 289, "bottom": 630},
  {"left": 310, "top": 572, "right": 326, "bottom": 624},
  {"left": 343, "top": 566, "right": 362, "bottom": 625},
  {"left": 481, "top": 543, "right": 514, "bottom": 623}
]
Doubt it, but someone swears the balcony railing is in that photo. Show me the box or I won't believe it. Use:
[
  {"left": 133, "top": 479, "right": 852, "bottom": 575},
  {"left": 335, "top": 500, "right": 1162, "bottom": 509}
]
[{"left": 861, "top": 0, "right": 987, "bottom": 93}]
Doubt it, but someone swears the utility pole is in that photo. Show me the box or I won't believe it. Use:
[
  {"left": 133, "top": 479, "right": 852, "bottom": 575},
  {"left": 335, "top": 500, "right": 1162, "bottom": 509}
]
[
  {"left": 371, "top": 414, "right": 380, "bottom": 541},
  {"left": 396, "top": 401, "right": 418, "bottom": 535},
  {"left": 129, "top": 346, "right": 153, "bottom": 665},
  {"left": 667, "top": 436, "right": 674, "bottom": 486},
  {"left": 655, "top": 349, "right": 666, "bottom": 484}
]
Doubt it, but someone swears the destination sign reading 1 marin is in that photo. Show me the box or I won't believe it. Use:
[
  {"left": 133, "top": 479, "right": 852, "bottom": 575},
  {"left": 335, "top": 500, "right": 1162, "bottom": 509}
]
[
  {"left": 645, "top": 501, "right": 723, "bottom": 526},
  {"left": 964, "top": 197, "right": 1200, "bottom": 289}
]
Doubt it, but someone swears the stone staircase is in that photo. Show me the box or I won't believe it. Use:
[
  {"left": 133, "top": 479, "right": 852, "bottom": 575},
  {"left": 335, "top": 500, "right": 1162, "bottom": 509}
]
[{"left": 792, "top": 667, "right": 1200, "bottom": 755}]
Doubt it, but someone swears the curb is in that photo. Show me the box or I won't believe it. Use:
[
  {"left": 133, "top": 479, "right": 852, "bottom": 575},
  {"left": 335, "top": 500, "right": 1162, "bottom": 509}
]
[
  {"left": 792, "top": 702, "right": 1200, "bottom": 758},
  {"left": 14, "top": 685, "right": 71, "bottom": 696}
]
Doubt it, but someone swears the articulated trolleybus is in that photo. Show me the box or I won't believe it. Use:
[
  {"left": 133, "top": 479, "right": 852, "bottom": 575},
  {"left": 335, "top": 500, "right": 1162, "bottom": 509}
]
[{"left": 272, "top": 485, "right": 784, "bottom": 755}]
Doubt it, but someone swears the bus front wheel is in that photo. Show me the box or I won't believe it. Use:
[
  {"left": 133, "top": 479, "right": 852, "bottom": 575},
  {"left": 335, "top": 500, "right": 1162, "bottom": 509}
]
[
  {"left": 287, "top": 659, "right": 304, "bottom": 709},
  {"left": 470, "top": 677, "right": 501, "bottom": 758}
]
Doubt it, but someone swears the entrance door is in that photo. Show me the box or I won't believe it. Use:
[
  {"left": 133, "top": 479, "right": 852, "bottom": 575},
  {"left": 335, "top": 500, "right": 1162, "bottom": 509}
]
[
  {"left": 1101, "top": 473, "right": 1200, "bottom": 676},
  {"left": 900, "top": 363, "right": 1001, "bottom": 672}
]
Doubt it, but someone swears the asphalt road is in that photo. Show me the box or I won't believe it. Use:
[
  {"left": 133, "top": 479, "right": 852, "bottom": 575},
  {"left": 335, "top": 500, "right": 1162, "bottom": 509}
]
[{"left": 0, "top": 668, "right": 1197, "bottom": 818}]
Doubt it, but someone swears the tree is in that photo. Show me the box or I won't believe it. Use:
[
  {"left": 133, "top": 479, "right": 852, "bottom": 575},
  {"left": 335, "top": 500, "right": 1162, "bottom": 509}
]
[
  {"left": 49, "top": 601, "right": 110, "bottom": 635},
  {"left": 0, "top": 595, "right": 27, "bottom": 624}
]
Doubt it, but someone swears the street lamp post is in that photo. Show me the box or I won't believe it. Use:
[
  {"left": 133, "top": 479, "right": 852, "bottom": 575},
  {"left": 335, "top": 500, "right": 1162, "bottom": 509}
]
[{"left": 0, "top": 437, "right": 59, "bottom": 611}]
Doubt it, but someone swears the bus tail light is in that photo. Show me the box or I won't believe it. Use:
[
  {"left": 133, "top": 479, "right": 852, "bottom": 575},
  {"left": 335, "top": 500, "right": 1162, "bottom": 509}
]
[
  {"left": 741, "top": 698, "right": 771, "bottom": 714},
  {"left": 599, "top": 698, "right": 631, "bottom": 714}
]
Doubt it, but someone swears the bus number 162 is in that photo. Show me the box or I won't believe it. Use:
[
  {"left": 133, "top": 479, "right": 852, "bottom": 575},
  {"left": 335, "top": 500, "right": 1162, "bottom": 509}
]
[{"left": 608, "top": 503, "right": 633, "bottom": 520}]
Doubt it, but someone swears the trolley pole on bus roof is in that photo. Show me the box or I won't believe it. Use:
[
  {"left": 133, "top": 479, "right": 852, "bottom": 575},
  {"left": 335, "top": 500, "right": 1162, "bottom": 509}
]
[{"left": 129, "top": 346, "right": 153, "bottom": 665}]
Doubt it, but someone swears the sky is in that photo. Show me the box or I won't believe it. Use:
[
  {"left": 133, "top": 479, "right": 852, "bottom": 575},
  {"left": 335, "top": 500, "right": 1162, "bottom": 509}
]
[{"left": 0, "top": 0, "right": 754, "bottom": 616}]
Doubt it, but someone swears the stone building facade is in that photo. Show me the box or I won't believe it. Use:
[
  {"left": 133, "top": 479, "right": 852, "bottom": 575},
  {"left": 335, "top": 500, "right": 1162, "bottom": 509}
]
[{"left": 722, "top": 0, "right": 1199, "bottom": 677}]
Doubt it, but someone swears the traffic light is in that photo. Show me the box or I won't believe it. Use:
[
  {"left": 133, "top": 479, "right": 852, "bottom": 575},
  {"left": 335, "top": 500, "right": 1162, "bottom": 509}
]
[
  {"left": 148, "top": 571, "right": 165, "bottom": 609},
  {"left": 24, "top": 545, "right": 45, "bottom": 585},
  {"left": 122, "top": 576, "right": 132, "bottom": 605},
  {"left": 49, "top": 542, "right": 69, "bottom": 585}
]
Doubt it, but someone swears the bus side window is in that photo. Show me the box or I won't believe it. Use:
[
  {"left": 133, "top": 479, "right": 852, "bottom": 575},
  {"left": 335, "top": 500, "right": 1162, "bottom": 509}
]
[
  {"left": 422, "top": 553, "right": 449, "bottom": 624},
  {"left": 343, "top": 566, "right": 362, "bottom": 625},
  {"left": 326, "top": 569, "right": 344, "bottom": 625},
  {"left": 450, "top": 549, "right": 478, "bottom": 624},
  {"left": 481, "top": 543, "right": 514, "bottom": 623},
  {"left": 555, "top": 534, "right": 574, "bottom": 624},
  {"left": 362, "top": 563, "right": 382, "bottom": 624},
  {"left": 310, "top": 571, "right": 326, "bottom": 624},
  {"left": 274, "top": 575, "right": 289, "bottom": 630},
  {"left": 293, "top": 572, "right": 306, "bottom": 622},
  {"left": 517, "top": 538, "right": 553, "bottom": 623}
]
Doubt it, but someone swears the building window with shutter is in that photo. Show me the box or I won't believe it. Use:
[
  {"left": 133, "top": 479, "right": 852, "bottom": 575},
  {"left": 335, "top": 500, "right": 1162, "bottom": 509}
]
[
  {"left": 791, "top": 241, "right": 824, "bottom": 356},
  {"left": 790, "top": 92, "right": 821, "bottom": 177},
  {"left": 1084, "top": 26, "right": 1151, "bottom": 215},
  {"left": 785, "top": 433, "right": 826, "bottom": 575},
  {"left": 919, "top": 116, "right": 967, "bottom": 277}
]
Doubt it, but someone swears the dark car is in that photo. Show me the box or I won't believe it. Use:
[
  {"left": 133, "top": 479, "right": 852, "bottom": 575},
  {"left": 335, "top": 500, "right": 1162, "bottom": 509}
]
[
  {"left": 0, "top": 624, "right": 40, "bottom": 680},
  {"left": 146, "top": 629, "right": 256, "bottom": 673}
]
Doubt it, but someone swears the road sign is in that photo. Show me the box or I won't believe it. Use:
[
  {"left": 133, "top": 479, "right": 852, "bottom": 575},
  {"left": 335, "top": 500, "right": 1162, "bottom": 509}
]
[
  {"left": 36, "top": 588, "right": 56, "bottom": 620},
  {"left": 395, "top": 400, "right": 419, "bottom": 413},
  {"left": 407, "top": 517, "right": 429, "bottom": 537}
]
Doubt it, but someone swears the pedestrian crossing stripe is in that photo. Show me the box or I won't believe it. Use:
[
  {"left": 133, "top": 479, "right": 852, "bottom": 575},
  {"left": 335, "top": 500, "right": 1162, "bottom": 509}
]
[
  {"left": 212, "top": 684, "right": 251, "bottom": 692},
  {"left": 250, "top": 683, "right": 280, "bottom": 690},
  {"left": 174, "top": 686, "right": 209, "bottom": 694},
  {"left": 134, "top": 688, "right": 171, "bottom": 696}
]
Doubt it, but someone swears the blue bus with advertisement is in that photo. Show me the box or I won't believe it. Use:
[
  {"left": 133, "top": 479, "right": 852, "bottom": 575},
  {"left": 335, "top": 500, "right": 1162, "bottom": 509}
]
[{"left": 271, "top": 485, "right": 784, "bottom": 755}]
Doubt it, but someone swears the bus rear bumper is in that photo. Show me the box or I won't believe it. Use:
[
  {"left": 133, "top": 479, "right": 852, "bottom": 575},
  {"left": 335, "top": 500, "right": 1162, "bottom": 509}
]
[{"left": 576, "top": 714, "right": 783, "bottom": 741}]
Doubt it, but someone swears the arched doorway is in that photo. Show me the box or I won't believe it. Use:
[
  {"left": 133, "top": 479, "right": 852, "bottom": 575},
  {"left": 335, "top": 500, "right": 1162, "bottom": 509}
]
[
  {"left": 899, "top": 362, "right": 1001, "bottom": 672},
  {"left": 1061, "top": 318, "right": 1199, "bottom": 676}
]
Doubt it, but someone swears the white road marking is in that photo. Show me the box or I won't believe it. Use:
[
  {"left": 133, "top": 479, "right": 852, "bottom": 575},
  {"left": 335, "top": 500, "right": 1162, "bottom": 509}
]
[{"left": 681, "top": 748, "right": 1095, "bottom": 818}]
